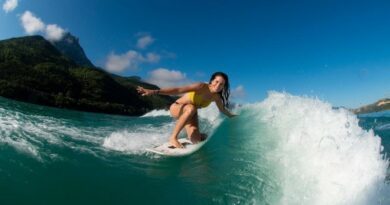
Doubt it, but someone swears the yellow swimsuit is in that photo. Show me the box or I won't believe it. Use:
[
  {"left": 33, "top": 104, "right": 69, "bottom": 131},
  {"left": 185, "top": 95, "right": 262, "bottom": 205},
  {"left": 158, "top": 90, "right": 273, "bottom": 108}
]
[{"left": 187, "top": 91, "right": 212, "bottom": 108}]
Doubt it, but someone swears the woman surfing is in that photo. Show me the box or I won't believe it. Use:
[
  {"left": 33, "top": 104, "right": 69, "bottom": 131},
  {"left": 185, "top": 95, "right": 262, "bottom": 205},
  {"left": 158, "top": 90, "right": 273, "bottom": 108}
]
[{"left": 137, "top": 72, "right": 236, "bottom": 148}]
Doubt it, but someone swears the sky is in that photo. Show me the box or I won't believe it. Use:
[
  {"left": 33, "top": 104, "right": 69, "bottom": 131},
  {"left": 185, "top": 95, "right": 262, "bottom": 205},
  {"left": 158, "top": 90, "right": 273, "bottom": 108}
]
[{"left": 1, "top": 0, "right": 389, "bottom": 108}]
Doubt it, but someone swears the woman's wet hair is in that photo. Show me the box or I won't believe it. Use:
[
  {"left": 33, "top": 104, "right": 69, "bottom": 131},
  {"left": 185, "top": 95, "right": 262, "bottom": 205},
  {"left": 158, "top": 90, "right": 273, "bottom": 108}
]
[{"left": 209, "top": 72, "right": 230, "bottom": 109}]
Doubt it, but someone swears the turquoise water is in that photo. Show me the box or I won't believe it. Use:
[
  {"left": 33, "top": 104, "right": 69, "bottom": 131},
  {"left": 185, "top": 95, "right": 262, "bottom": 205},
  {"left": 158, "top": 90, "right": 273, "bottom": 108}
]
[{"left": 0, "top": 92, "right": 389, "bottom": 205}]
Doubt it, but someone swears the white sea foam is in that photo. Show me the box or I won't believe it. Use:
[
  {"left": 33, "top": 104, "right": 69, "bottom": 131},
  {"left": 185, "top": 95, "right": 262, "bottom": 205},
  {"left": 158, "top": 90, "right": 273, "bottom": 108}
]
[
  {"left": 141, "top": 109, "right": 170, "bottom": 117},
  {"left": 255, "top": 91, "right": 389, "bottom": 205},
  {"left": 102, "top": 123, "right": 174, "bottom": 154},
  {"left": 376, "top": 123, "right": 390, "bottom": 131},
  {"left": 0, "top": 106, "right": 105, "bottom": 161},
  {"left": 0, "top": 109, "right": 43, "bottom": 160},
  {"left": 198, "top": 103, "right": 223, "bottom": 124}
]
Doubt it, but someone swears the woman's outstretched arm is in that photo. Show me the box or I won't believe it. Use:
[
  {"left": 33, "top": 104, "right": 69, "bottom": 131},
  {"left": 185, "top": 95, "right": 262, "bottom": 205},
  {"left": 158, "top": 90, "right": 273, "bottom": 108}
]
[
  {"left": 137, "top": 83, "right": 205, "bottom": 96},
  {"left": 215, "top": 97, "right": 237, "bottom": 118}
]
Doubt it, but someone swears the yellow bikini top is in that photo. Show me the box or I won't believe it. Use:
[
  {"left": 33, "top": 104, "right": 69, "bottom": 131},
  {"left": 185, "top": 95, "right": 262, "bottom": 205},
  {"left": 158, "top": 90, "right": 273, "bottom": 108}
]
[{"left": 188, "top": 91, "right": 212, "bottom": 108}]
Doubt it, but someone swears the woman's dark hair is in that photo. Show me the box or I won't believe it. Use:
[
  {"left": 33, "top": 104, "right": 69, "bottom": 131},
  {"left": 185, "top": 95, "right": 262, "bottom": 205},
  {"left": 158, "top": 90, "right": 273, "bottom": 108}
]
[{"left": 209, "top": 72, "right": 230, "bottom": 109}]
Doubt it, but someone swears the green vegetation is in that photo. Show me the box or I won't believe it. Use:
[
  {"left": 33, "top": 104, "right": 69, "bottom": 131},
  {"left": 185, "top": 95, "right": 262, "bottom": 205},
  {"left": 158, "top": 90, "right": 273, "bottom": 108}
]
[{"left": 0, "top": 35, "right": 174, "bottom": 116}]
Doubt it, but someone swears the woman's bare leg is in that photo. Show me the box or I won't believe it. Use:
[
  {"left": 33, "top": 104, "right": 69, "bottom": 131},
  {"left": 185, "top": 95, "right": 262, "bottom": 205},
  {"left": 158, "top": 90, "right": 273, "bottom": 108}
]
[
  {"left": 169, "top": 104, "right": 197, "bottom": 148},
  {"left": 184, "top": 113, "right": 203, "bottom": 143}
]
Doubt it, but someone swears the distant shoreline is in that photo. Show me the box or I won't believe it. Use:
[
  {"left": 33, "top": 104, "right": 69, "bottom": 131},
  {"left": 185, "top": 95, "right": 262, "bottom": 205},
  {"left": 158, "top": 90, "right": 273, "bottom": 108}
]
[
  {"left": 0, "top": 35, "right": 175, "bottom": 116},
  {"left": 352, "top": 98, "right": 390, "bottom": 115}
]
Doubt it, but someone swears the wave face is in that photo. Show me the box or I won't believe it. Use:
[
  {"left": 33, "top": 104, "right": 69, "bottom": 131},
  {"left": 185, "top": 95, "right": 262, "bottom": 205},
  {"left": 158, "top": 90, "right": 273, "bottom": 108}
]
[{"left": 0, "top": 93, "right": 389, "bottom": 205}]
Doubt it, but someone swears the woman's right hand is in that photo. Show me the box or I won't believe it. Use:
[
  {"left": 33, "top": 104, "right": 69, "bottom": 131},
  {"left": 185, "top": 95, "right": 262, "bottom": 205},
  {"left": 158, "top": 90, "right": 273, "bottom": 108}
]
[{"left": 137, "top": 86, "right": 154, "bottom": 96}]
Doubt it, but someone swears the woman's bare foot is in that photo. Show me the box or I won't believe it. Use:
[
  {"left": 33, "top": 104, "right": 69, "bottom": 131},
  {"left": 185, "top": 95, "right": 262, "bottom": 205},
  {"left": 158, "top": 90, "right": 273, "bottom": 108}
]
[
  {"left": 169, "top": 138, "right": 184, "bottom": 148},
  {"left": 200, "top": 133, "right": 207, "bottom": 141},
  {"left": 189, "top": 133, "right": 207, "bottom": 144},
  {"left": 189, "top": 137, "right": 199, "bottom": 144}
]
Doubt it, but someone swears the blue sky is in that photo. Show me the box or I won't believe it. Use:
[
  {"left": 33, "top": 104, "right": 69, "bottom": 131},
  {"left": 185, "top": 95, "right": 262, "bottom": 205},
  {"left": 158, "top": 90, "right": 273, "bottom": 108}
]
[{"left": 1, "top": 0, "right": 389, "bottom": 108}]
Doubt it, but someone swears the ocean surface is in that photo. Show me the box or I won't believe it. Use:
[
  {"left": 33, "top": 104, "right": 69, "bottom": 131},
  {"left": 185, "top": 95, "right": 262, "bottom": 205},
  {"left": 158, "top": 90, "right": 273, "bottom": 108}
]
[{"left": 0, "top": 92, "right": 389, "bottom": 205}]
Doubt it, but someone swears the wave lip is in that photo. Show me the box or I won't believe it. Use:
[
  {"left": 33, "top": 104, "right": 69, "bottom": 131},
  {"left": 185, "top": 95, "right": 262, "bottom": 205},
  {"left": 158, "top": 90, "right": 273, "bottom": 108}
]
[{"left": 255, "top": 91, "right": 389, "bottom": 205}]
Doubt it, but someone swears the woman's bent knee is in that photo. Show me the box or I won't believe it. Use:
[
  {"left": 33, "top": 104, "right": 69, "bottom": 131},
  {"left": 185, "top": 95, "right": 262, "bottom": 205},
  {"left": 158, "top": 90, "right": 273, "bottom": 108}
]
[
  {"left": 184, "top": 104, "right": 196, "bottom": 115},
  {"left": 170, "top": 103, "right": 185, "bottom": 118}
]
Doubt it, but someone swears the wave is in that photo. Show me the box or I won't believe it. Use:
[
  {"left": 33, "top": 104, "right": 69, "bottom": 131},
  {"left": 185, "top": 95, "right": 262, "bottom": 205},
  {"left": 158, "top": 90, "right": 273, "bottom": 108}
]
[
  {"left": 0, "top": 103, "right": 108, "bottom": 161},
  {"left": 1, "top": 92, "right": 388, "bottom": 204},
  {"left": 236, "top": 91, "right": 389, "bottom": 205}
]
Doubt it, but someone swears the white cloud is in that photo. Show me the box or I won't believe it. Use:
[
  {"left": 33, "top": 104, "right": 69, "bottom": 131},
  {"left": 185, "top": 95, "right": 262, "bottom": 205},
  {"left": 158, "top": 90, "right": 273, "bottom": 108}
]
[
  {"left": 146, "top": 68, "right": 190, "bottom": 88},
  {"left": 45, "top": 24, "right": 66, "bottom": 41},
  {"left": 20, "top": 11, "right": 45, "bottom": 34},
  {"left": 20, "top": 11, "right": 66, "bottom": 42},
  {"left": 136, "top": 34, "right": 154, "bottom": 49},
  {"left": 231, "top": 85, "right": 246, "bottom": 99},
  {"left": 2, "top": 0, "right": 18, "bottom": 13},
  {"left": 104, "top": 50, "right": 161, "bottom": 73},
  {"left": 105, "top": 50, "right": 142, "bottom": 72},
  {"left": 145, "top": 52, "right": 161, "bottom": 63},
  {"left": 103, "top": 32, "right": 177, "bottom": 73}
]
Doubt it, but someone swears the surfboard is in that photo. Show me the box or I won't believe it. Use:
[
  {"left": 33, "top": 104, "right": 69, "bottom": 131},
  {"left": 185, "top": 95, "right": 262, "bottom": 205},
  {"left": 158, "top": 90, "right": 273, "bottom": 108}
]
[{"left": 146, "top": 136, "right": 209, "bottom": 157}]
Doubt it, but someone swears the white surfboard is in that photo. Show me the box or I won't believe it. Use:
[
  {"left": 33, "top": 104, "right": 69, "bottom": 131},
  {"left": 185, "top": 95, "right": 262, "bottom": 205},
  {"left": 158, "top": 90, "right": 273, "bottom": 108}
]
[{"left": 146, "top": 136, "right": 210, "bottom": 157}]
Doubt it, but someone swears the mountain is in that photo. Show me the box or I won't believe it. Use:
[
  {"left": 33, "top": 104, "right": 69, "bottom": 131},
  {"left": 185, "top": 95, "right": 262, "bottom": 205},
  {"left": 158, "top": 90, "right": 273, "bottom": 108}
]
[
  {"left": 352, "top": 98, "right": 390, "bottom": 114},
  {"left": 0, "top": 35, "right": 174, "bottom": 116},
  {"left": 51, "top": 32, "right": 94, "bottom": 67}
]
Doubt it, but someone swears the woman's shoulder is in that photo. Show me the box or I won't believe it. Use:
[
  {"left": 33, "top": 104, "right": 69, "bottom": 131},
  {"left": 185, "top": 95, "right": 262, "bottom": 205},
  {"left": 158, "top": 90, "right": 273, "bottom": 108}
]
[
  {"left": 192, "top": 82, "right": 208, "bottom": 90},
  {"left": 182, "top": 82, "right": 206, "bottom": 92}
]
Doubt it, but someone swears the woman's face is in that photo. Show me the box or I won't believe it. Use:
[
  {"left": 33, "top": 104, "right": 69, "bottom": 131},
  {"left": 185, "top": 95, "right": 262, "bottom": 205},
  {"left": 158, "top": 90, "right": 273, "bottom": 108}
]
[{"left": 209, "top": 75, "right": 226, "bottom": 93}]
